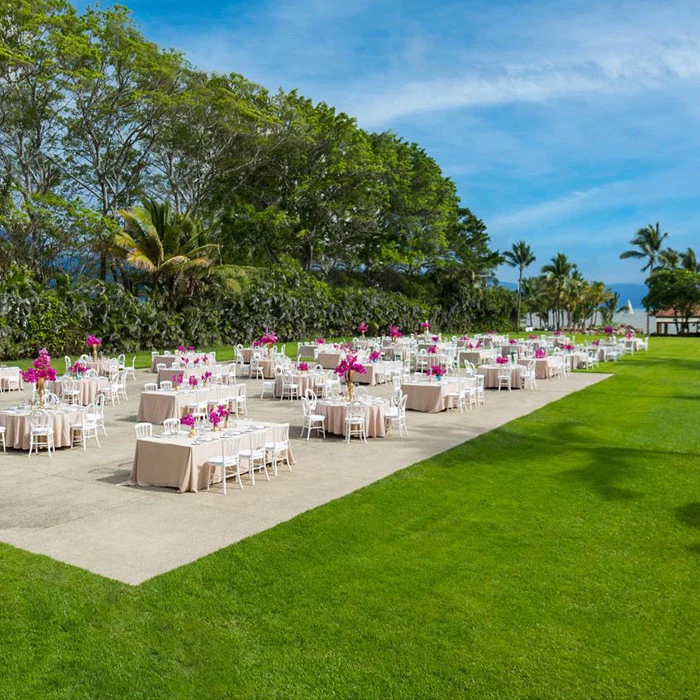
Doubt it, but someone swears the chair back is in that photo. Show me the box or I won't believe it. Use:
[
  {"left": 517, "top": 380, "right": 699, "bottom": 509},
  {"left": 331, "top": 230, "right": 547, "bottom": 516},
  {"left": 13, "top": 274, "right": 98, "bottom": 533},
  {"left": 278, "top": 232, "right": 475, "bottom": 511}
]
[
  {"left": 29, "top": 409, "right": 50, "bottom": 430},
  {"left": 134, "top": 422, "right": 153, "bottom": 438},
  {"left": 160, "top": 381, "right": 173, "bottom": 391},
  {"left": 144, "top": 383, "right": 158, "bottom": 391},
  {"left": 304, "top": 388, "right": 317, "bottom": 408},
  {"left": 163, "top": 418, "right": 179, "bottom": 434},
  {"left": 347, "top": 400, "right": 366, "bottom": 422}
]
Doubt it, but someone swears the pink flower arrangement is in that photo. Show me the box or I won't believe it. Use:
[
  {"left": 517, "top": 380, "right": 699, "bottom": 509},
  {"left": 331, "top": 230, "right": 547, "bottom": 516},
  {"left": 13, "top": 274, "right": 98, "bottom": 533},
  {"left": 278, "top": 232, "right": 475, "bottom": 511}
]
[
  {"left": 316, "top": 337, "right": 325, "bottom": 344},
  {"left": 369, "top": 350, "right": 381, "bottom": 362},
  {"left": 188, "top": 346, "right": 195, "bottom": 352},
  {"left": 202, "top": 354, "right": 209, "bottom": 363},
  {"left": 431, "top": 335, "right": 439, "bottom": 341},
  {"left": 625, "top": 331, "right": 634, "bottom": 339},
  {"left": 528, "top": 334, "right": 538, "bottom": 340},
  {"left": 69, "top": 361, "right": 89, "bottom": 376},
  {"left": 180, "top": 414, "right": 195, "bottom": 427},
  {"left": 85, "top": 334, "right": 102, "bottom": 347},
  {"left": 496, "top": 356, "right": 509, "bottom": 365},
  {"left": 334, "top": 355, "right": 367, "bottom": 378},
  {"left": 509, "top": 339, "right": 518, "bottom": 345},
  {"left": 188, "top": 375, "right": 198, "bottom": 388},
  {"left": 562, "top": 344, "right": 575, "bottom": 351},
  {"left": 297, "top": 362, "right": 309, "bottom": 371},
  {"left": 194, "top": 357, "right": 201, "bottom": 365},
  {"left": 426, "top": 365, "right": 445, "bottom": 378},
  {"left": 177, "top": 345, "right": 186, "bottom": 352},
  {"left": 420, "top": 321, "right": 431, "bottom": 329},
  {"left": 254, "top": 331, "right": 278, "bottom": 347},
  {"left": 534, "top": 348, "right": 546, "bottom": 359},
  {"left": 553, "top": 331, "right": 562, "bottom": 336},
  {"left": 603, "top": 325, "right": 614, "bottom": 335},
  {"left": 173, "top": 373, "right": 184, "bottom": 387},
  {"left": 21, "top": 348, "right": 58, "bottom": 383},
  {"left": 389, "top": 325, "right": 402, "bottom": 339},
  {"left": 460, "top": 335, "right": 469, "bottom": 341},
  {"left": 427, "top": 344, "right": 438, "bottom": 354},
  {"left": 592, "top": 340, "right": 600, "bottom": 347},
  {"left": 209, "top": 409, "right": 221, "bottom": 428},
  {"left": 202, "top": 371, "right": 212, "bottom": 383},
  {"left": 357, "top": 321, "right": 368, "bottom": 334}
]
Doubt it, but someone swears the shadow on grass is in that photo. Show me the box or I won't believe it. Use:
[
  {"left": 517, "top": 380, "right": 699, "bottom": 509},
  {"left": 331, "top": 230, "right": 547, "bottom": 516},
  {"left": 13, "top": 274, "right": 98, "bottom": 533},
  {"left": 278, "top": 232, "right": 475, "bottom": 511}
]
[{"left": 675, "top": 502, "right": 700, "bottom": 528}]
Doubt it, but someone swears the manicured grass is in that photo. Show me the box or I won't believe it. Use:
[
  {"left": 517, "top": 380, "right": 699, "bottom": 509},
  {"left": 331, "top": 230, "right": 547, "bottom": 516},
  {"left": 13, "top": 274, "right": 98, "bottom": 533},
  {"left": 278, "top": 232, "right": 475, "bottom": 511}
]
[{"left": 1, "top": 339, "right": 699, "bottom": 698}]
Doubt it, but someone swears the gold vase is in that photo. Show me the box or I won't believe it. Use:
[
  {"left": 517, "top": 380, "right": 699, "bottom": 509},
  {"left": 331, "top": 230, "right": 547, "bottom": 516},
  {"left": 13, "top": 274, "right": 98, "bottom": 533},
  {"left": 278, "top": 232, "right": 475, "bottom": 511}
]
[
  {"left": 347, "top": 369, "right": 354, "bottom": 401},
  {"left": 188, "top": 426, "right": 196, "bottom": 438},
  {"left": 37, "top": 376, "right": 45, "bottom": 409},
  {"left": 92, "top": 344, "right": 98, "bottom": 361}
]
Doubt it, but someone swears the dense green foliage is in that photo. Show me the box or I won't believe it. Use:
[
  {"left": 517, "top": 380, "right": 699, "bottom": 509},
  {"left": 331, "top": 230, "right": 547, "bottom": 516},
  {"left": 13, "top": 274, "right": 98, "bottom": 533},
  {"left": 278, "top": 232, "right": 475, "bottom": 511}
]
[
  {"left": 1, "top": 339, "right": 698, "bottom": 698},
  {"left": 643, "top": 268, "right": 700, "bottom": 333},
  {"left": 0, "top": 0, "right": 521, "bottom": 341},
  {"left": 0, "top": 261, "right": 520, "bottom": 357}
]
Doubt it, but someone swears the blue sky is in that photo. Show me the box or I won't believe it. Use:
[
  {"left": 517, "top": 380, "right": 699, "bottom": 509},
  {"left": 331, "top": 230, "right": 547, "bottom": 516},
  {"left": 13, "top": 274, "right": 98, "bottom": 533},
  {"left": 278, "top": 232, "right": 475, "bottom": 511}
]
[{"left": 74, "top": 0, "right": 700, "bottom": 284}]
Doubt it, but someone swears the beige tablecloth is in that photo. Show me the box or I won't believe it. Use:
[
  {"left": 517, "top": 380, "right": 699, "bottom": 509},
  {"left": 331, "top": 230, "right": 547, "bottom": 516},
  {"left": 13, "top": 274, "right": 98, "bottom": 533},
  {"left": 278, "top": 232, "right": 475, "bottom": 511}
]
[
  {"left": 316, "top": 400, "right": 387, "bottom": 437},
  {"left": 157, "top": 364, "right": 228, "bottom": 386},
  {"left": 47, "top": 378, "right": 101, "bottom": 406},
  {"left": 478, "top": 365, "right": 524, "bottom": 389},
  {"left": 0, "top": 368, "right": 24, "bottom": 391},
  {"left": 129, "top": 422, "right": 295, "bottom": 493},
  {"left": 517, "top": 357, "right": 559, "bottom": 379},
  {"left": 354, "top": 361, "right": 402, "bottom": 385},
  {"left": 273, "top": 372, "right": 323, "bottom": 398},
  {"left": 297, "top": 344, "right": 318, "bottom": 358},
  {"left": 401, "top": 380, "right": 458, "bottom": 413},
  {"left": 317, "top": 352, "right": 343, "bottom": 370},
  {"left": 151, "top": 353, "right": 214, "bottom": 372},
  {"left": 0, "top": 407, "right": 85, "bottom": 450},
  {"left": 137, "top": 387, "right": 226, "bottom": 423},
  {"left": 458, "top": 350, "right": 495, "bottom": 366}
]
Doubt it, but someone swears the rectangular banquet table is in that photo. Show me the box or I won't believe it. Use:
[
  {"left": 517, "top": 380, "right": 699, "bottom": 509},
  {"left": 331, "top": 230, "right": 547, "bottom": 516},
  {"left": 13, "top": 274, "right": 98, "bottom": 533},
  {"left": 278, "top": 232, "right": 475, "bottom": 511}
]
[
  {"left": 129, "top": 421, "right": 295, "bottom": 493},
  {"left": 517, "top": 357, "right": 559, "bottom": 379},
  {"left": 157, "top": 364, "right": 229, "bottom": 386},
  {"left": 0, "top": 406, "right": 85, "bottom": 450},
  {"left": 315, "top": 399, "right": 388, "bottom": 437},
  {"left": 137, "top": 387, "right": 226, "bottom": 423},
  {"left": 0, "top": 368, "right": 24, "bottom": 391},
  {"left": 297, "top": 344, "right": 319, "bottom": 358},
  {"left": 354, "top": 361, "right": 402, "bottom": 385},
  {"left": 151, "top": 353, "right": 213, "bottom": 372},
  {"left": 317, "top": 352, "right": 343, "bottom": 370},
  {"left": 478, "top": 365, "right": 525, "bottom": 389},
  {"left": 401, "top": 379, "right": 459, "bottom": 413}
]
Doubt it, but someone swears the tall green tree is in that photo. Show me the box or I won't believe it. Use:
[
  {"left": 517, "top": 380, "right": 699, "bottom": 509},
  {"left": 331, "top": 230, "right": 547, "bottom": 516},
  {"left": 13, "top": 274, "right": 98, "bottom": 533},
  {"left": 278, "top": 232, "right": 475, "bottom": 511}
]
[
  {"left": 619, "top": 222, "right": 669, "bottom": 274},
  {"left": 502, "top": 240, "right": 536, "bottom": 330},
  {"left": 680, "top": 247, "right": 699, "bottom": 272},
  {"left": 541, "top": 253, "right": 577, "bottom": 329}
]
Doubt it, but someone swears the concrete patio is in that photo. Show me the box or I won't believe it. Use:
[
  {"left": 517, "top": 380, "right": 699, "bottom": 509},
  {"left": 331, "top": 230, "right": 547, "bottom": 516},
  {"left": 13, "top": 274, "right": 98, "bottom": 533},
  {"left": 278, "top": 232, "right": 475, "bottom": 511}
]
[{"left": 0, "top": 369, "right": 610, "bottom": 584}]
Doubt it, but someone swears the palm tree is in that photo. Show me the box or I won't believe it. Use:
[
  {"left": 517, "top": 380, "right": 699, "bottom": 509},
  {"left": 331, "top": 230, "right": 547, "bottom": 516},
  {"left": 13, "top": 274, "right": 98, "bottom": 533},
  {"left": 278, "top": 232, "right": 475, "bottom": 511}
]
[
  {"left": 541, "top": 253, "right": 577, "bottom": 329},
  {"left": 115, "top": 199, "right": 219, "bottom": 299},
  {"left": 502, "top": 240, "right": 536, "bottom": 330},
  {"left": 680, "top": 247, "right": 700, "bottom": 272},
  {"left": 659, "top": 248, "right": 680, "bottom": 269},
  {"left": 619, "top": 222, "right": 669, "bottom": 274},
  {"left": 600, "top": 290, "right": 621, "bottom": 326},
  {"left": 619, "top": 222, "right": 669, "bottom": 333}
]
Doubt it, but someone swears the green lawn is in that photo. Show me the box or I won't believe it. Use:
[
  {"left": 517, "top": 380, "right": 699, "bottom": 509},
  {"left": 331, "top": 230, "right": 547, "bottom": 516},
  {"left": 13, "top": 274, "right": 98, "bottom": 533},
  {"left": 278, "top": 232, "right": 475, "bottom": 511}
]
[{"left": 1, "top": 338, "right": 699, "bottom": 698}]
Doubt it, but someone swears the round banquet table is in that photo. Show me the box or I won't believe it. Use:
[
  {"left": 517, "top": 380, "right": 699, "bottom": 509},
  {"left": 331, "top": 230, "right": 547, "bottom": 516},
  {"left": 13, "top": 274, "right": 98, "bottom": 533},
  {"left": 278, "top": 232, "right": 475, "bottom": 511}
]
[
  {"left": 478, "top": 364, "right": 525, "bottom": 389},
  {"left": 315, "top": 399, "right": 387, "bottom": 438},
  {"left": 0, "top": 406, "right": 85, "bottom": 450},
  {"left": 47, "top": 378, "right": 101, "bottom": 406}
]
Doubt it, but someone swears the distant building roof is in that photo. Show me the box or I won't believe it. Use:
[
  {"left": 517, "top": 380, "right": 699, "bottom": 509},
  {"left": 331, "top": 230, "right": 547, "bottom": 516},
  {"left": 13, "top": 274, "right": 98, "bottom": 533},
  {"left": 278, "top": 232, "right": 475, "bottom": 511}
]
[{"left": 655, "top": 307, "right": 700, "bottom": 318}]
